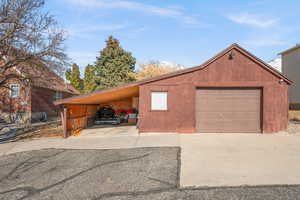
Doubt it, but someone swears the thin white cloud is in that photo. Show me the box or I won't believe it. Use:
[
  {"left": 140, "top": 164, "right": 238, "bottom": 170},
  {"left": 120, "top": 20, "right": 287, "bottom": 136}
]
[
  {"left": 227, "top": 12, "right": 277, "bottom": 28},
  {"left": 118, "top": 26, "right": 148, "bottom": 38},
  {"left": 66, "top": 23, "right": 127, "bottom": 38},
  {"left": 65, "top": 0, "right": 204, "bottom": 26}
]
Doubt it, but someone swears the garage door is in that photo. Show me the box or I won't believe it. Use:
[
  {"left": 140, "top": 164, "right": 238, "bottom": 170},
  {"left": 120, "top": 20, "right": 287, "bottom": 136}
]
[{"left": 196, "top": 88, "right": 261, "bottom": 133}]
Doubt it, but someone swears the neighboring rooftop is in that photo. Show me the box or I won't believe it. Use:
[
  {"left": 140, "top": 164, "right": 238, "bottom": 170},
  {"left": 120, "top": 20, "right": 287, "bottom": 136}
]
[
  {"left": 17, "top": 64, "right": 79, "bottom": 94},
  {"left": 279, "top": 44, "right": 300, "bottom": 55},
  {"left": 268, "top": 58, "right": 282, "bottom": 72}
]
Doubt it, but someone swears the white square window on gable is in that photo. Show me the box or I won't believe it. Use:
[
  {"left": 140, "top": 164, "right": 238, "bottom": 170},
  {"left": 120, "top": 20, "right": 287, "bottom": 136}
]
[
  {"left": 151, "top": 92, "right": 168, "bottom": 110},
  {"left": 10, "top": 84, "right": 20, "bottom": 98}
]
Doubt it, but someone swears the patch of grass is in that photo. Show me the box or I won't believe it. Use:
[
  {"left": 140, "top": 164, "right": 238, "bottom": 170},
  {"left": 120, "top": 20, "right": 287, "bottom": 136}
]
[{"left": 289, "top": 110, "right": 300, "bottom": 121}]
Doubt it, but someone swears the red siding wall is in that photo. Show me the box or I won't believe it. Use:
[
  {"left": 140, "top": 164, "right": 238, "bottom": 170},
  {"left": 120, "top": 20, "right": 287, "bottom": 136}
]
[
  {"left": 31, "top": 86, "right": 73, "bottom": 117},
  {"left": 138, "top": 49, "right": 289, "bottom": 133}
]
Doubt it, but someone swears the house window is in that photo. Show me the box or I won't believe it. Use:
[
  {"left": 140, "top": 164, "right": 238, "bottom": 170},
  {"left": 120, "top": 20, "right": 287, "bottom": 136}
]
[
  {"left": 10, "top": 84, "right": 20, "bottom": 98},
  {"left": 54, "top": 91, "right": 63, "bottom": 100},
  {"left": 151, "top": 92, "right": 168, "bottom": 110}
]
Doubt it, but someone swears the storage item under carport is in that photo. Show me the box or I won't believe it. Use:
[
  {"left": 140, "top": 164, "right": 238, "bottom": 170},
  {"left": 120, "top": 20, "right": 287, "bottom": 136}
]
[
  {"left": 127, "top": 109, "right": 138, "bottom": 125},
  {"left": 94, "top": 106, "right": 121, "bottom": 125},
  {"left": 116, "top": 109, "right": 128, "bottom": 123}
]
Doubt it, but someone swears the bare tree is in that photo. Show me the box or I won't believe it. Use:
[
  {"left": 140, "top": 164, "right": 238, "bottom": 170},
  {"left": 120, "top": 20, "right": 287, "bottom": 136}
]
[
  {"left": 0, "top": 0, "right": 68, "bottom": 89},
  {"left": 130, "top": 61, "right": 184, "bottom": 80}
]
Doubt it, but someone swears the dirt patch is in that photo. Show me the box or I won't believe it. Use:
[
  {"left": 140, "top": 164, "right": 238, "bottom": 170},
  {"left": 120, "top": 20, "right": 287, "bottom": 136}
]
[
  {"left": 289, "top": 110, "right": 300, "bottom": 121},
  {"left": 15, "top": 121, "right": 63, "bottom": 141},
  {"left": 21, "top": 125, "right": 63, "bottom": 139}
]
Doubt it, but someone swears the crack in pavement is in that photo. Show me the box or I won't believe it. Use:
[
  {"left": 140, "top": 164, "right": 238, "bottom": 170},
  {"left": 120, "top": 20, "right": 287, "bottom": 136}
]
[
  {"left": 0, "top": 150, "right": 66, "bottom": 182},
  {"left": 92, "top": 148, "right": 182, "bottom": 200},
  {"left": 0, "top": 153, "right": 150, "bottom": 200},
  {"left": 147, "top": 177, "right": 177, "bottom": 188},
  {"left": 92, "top": 187, "right": 178, "bottom": 200},
  {"left": 91, "top": 184, "right": 300, "bottom": 200}
]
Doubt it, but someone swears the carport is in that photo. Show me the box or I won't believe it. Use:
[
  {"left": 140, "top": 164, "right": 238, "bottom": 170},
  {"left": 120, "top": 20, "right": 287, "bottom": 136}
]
[{"left": 54, "top": 83, "right": 139, "bottom": 138}]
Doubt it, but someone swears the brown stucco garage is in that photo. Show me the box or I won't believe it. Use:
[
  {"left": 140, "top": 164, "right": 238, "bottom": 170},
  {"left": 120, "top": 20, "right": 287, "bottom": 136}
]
[{"left": 54, "top": 44, "right": 292, "bottom": 137}]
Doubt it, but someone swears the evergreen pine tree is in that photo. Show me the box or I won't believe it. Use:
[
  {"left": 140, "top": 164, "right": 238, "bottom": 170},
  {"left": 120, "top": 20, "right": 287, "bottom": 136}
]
[
  {"left": 65, "top": 69, "right": 72, "bottom": 82},
  {"left": 94, "top": 35, "right": 136, "bottom": 89},
  {"left": 70, "top": 63, "right": 82, "bottom": 92},
  {"left": 83, "top": 64, "right": 97, "bottom": 93}
]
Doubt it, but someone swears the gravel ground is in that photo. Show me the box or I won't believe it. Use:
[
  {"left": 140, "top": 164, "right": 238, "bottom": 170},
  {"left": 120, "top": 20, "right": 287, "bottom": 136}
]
[
  {"left": 1, "top": 148, "right": 300, "bottom": 200},
  {"left": 287, "top": 121, "right": 300, "bottom": 134}
]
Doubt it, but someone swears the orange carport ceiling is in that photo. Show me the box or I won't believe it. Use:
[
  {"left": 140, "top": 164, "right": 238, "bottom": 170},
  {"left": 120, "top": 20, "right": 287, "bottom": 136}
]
[{"left": 54, "top": 84, "right": 139, "bottom": 105}]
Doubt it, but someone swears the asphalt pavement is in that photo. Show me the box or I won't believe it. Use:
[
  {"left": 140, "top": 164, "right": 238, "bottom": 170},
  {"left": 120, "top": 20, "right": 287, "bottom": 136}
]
[
  {"left": 1, "top": 148, "right": 300, "bottom": 200},
  {"left": 0, "top": 148, "right": 179, "bottom": 200}
]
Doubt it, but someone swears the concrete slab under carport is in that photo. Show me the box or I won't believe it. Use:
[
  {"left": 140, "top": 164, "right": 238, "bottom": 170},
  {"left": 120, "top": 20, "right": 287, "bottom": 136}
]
[{"left": 77, "top": 124, "right": 139, "bottom": 138}]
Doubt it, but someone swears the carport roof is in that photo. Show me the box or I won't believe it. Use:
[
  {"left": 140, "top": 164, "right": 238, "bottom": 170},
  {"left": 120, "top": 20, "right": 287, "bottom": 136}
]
[
  {"left": 54, "top": 43, "right": 292, "bottom": 105},
  {"left": 54, "top": 83, "right": 140, "bottom": 105}
]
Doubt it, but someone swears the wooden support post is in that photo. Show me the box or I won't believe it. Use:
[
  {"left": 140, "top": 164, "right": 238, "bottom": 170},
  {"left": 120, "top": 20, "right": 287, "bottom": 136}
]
[
  {"left": 85, "top": 105, "right": 88, "bottom": 128},
  {"left": 60, "top": 105, "right": 68, "bottom": 138},
  {"left": 63, "top": 107, "right": 68, "bottom": 138}
]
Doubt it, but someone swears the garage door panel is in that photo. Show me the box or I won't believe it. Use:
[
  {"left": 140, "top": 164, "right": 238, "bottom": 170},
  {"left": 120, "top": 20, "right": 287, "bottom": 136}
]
[
  {"left": 196, "top": 104, "right": 260, "bottom": 112},
  {"left": 197, "top": 120, "right": 223, "bottom": 132},
  {"left": 196, "top": 98, "right": 260, "bottom": 112},
  {"left": 196, "top": 88, "right": 261, "bottom": 133},
  {"left": 196, "top": 111, "right": 257, "bottom": 117},
  {"left": 222, "top": 121, "right": 259, "bottom": 132},
  {"left": 220, "top": 112, "right": 260, "bottom": 120}
]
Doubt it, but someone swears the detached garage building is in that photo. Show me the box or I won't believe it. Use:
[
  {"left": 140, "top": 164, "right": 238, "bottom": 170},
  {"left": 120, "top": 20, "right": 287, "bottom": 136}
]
[{"left": 54, "top": 44, "right": 292, "bottom": 136}]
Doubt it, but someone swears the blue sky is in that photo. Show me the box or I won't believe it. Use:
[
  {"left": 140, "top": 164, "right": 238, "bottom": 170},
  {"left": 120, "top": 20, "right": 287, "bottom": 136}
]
[{"left": 45, "top": 0, "right": 300, "bottom": 74}]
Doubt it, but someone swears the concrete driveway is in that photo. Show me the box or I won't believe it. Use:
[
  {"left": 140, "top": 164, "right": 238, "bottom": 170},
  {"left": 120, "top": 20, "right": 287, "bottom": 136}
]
[
  {"left": 1, "top": 132, "right": 300, "bottom": 187},
  {"left": 180, "top": 133, "right": 300, "bottom": 187}
]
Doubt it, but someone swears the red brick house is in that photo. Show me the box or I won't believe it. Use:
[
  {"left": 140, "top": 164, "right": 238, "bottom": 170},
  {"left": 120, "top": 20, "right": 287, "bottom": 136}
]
[{"left": 0, "top": 64, "right": 79, "bottom": 123}]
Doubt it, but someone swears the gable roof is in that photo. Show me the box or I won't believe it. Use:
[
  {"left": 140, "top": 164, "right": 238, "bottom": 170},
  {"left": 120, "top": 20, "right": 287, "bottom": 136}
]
[
  {"left": 54, "top": 43, "right": 292, "bottom": 105},
  {"left": 1, "top": 46, "right": 79, "bottom": 94},
  {"left": 278, "top": 44, "right": 300, "bottom": 55},
  {"left": 17, "top": 64, "right": 79, "bottom": 94},
  {"left": 136, "top": 43, "right": 292, "bottom": 85}
]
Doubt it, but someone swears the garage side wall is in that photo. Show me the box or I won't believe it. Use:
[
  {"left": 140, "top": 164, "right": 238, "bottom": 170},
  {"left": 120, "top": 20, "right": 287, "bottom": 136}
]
[{"left": 138, "top": 49, "right": 289, "bottom": 133}]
